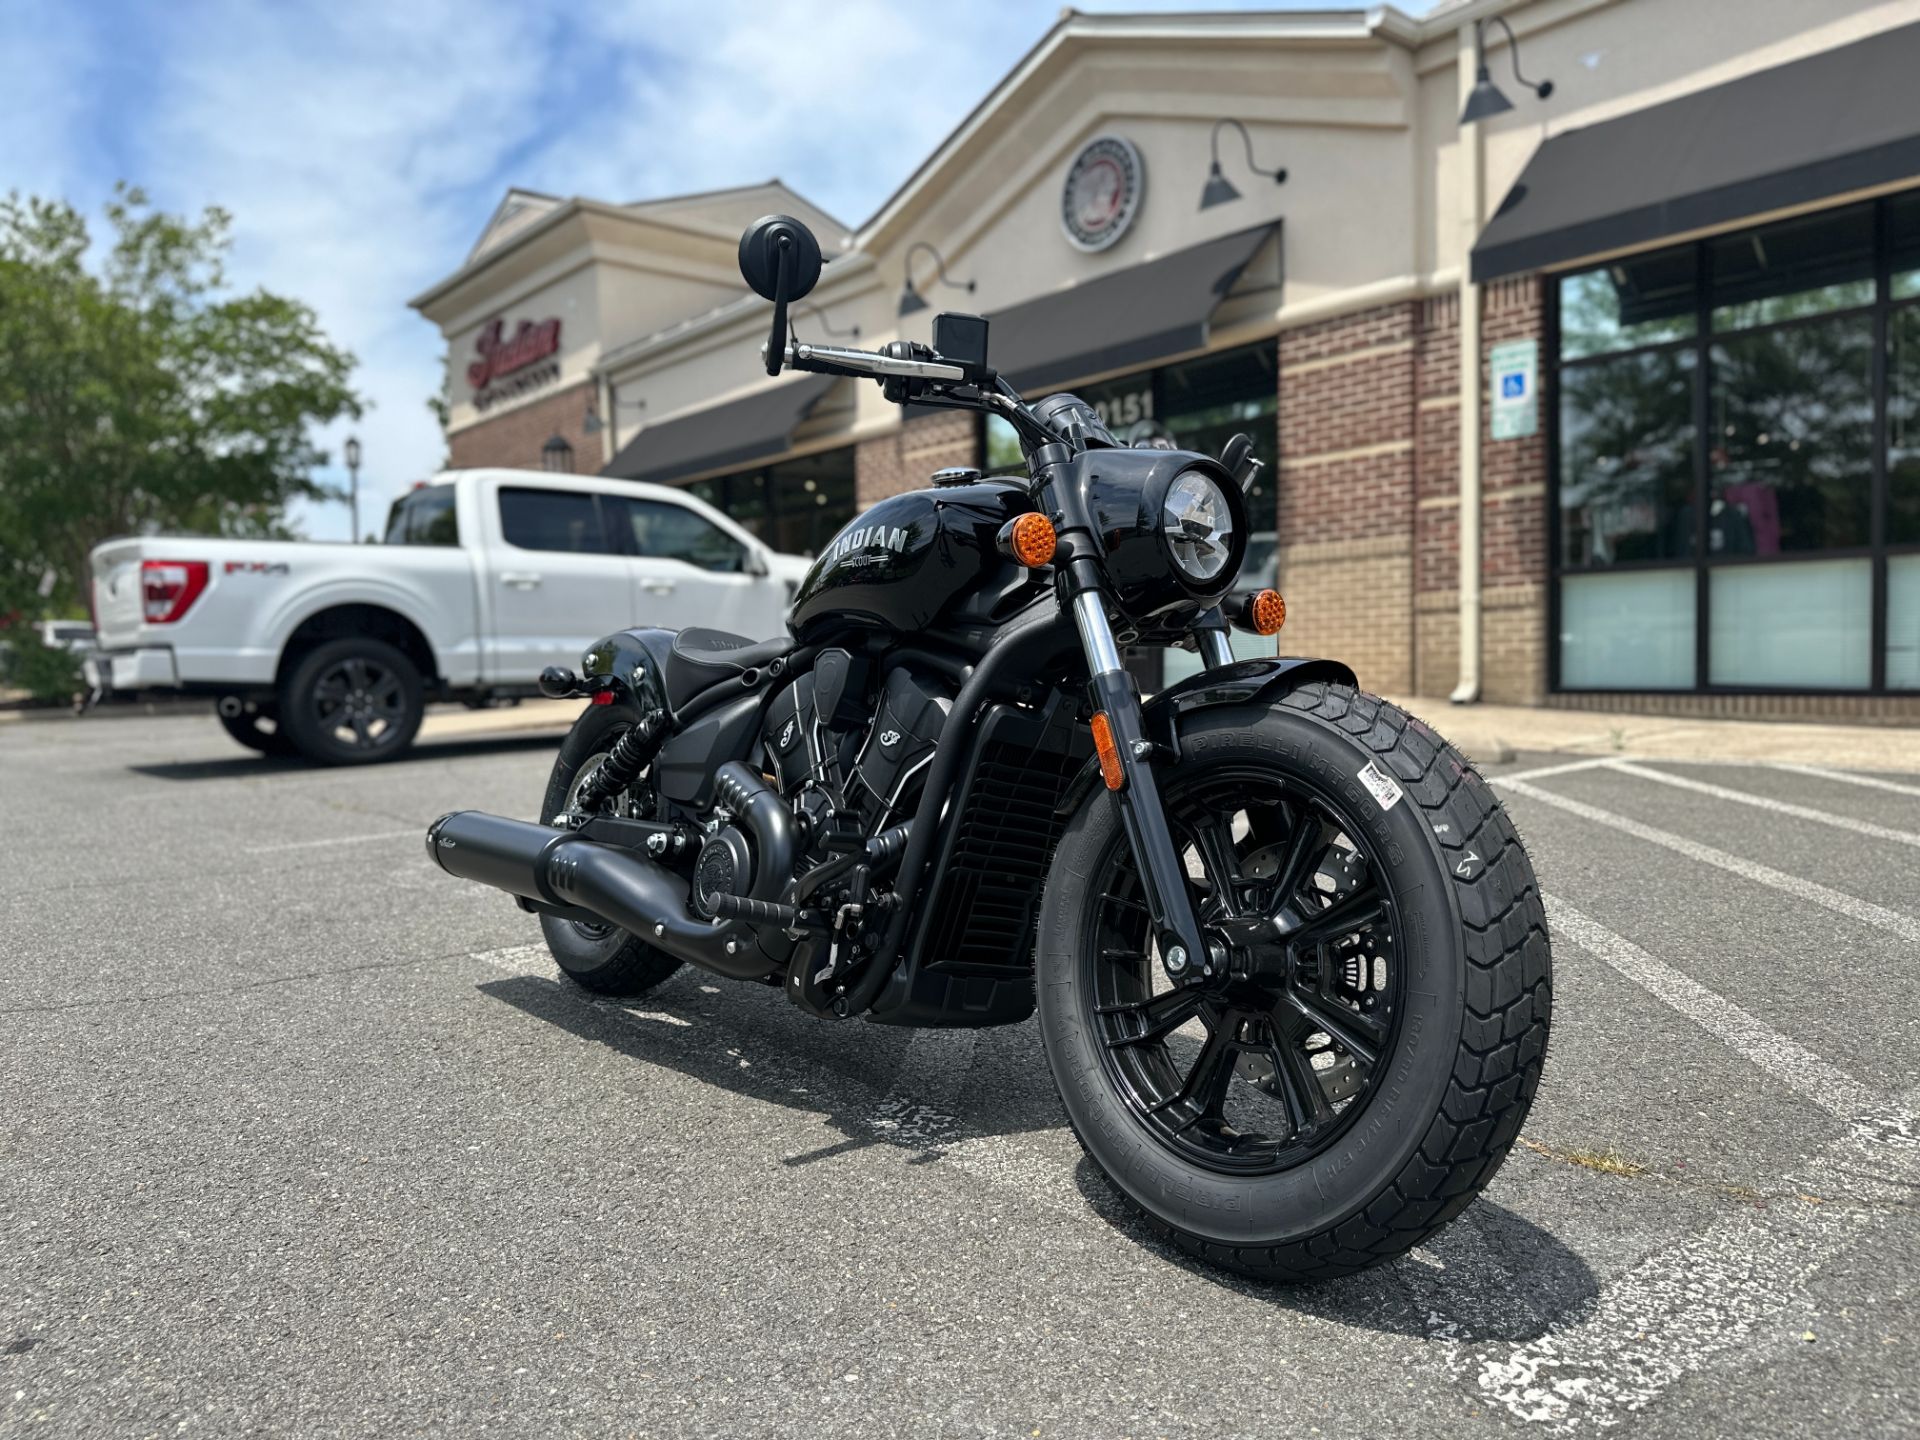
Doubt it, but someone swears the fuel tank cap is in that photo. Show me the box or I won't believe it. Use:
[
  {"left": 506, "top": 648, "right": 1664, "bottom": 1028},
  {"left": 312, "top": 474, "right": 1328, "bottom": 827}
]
[{"left": 930, "top": 466, "right": 981, "bottom": 487}]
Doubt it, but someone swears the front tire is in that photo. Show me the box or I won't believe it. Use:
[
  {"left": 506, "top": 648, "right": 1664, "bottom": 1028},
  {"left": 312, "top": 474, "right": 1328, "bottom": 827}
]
[
  {"left": 537, "top": 702, "right": 682, "bottom": 999},
  {"left": 1036, "top": 683, "right": 1549, "bottom": 1282}
]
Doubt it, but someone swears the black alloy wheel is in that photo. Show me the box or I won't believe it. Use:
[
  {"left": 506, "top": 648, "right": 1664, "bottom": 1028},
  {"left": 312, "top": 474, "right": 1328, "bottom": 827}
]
[
  {"left": 278, "top": 637, "right": 424, "bottom": 765},
  {"left": 1088, "top": 766, "right": 1401, "bottom": 1177}
]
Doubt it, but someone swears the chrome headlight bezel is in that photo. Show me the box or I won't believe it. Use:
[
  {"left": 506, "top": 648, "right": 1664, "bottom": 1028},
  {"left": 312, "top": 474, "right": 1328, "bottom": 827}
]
[{"left": 1160, "top": 469, "right": 1237, "bottom": 587}]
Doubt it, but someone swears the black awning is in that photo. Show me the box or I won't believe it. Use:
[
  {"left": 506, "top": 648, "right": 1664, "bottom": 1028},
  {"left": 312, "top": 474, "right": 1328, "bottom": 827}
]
[
  {"left": 601, "top": 374, "right": 838, "bottom": 484},
  {"left": 990, "top": 221, "right": 1280, "bottom": 392},
  {"left": 1472, "top": 21, "right": 1920, "bottom": 283}
]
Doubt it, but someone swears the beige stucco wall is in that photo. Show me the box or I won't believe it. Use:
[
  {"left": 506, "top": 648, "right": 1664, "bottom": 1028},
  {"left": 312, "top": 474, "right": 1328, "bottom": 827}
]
[{"left": 433, "top": 0, "right": 1920, "bottom": 459}]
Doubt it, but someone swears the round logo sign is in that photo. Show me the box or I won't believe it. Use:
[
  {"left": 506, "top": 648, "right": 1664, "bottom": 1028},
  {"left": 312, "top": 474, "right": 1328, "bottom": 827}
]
[{"left": 1059, "top": 134, "right": 1144, "bottom": 253}]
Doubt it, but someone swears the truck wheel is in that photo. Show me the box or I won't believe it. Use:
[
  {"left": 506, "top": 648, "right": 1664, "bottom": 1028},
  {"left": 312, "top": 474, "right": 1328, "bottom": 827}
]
[
  {"left": 537, "top": 701, "right": 682, "bottom": 998},
  {"left": 278, "top": 638, "right": 424, "bottom": 766},
  {"left": 215, "top": 700, "right": 299, "bottom": 757},
  {"left": 1036, "top": 684, "right": 1550, "bottom": 1282}
]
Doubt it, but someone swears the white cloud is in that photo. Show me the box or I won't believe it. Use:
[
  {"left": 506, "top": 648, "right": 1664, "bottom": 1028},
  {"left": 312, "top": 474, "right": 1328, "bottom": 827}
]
[{"left": 5, "top": 0, "right": 1433, "bottom": 540}]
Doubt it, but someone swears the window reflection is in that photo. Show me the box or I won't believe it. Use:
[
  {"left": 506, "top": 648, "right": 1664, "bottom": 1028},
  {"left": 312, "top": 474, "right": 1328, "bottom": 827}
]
[
  {"left": 1710, "top": 205, "right": 1875, "bottom": 330},
  {"left": 1558, "top": 349, "right": 1694, "bottom": 565},
  {"left": 1709, "top": 318, "right": 1873, "bottom": 553},
  {"left": 1558, "top": 246, "right": 1695, "bottom": 360}
]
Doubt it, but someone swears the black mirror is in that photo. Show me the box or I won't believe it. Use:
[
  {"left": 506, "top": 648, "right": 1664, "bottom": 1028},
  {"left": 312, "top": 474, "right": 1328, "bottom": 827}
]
[{"left": 739, "top": 215, "right": 823, "bottom": 377}]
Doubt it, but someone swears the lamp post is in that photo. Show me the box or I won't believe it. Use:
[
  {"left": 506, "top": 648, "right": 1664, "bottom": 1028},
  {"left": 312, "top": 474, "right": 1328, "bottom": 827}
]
[
  {"left": 344, "top": 435, "right": 362, "bottom": 543},
  {"left": 898, "top": 241, "right": 975, "bottom": 317},
  {"left": 1198, "top": 118, "right": 1288, "bottom": 211}
]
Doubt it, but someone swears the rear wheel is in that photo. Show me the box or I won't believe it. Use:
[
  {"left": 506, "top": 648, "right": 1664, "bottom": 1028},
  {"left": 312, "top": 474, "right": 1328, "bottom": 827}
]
[
  {"left": 278, "top": 638, "right": 424, "bottom": 765},
  {"left": 1036, "top": 684, "right": 1550, "bottom": 1282},
  {"left": 538, "top": 702, "right": 682, "bottom": 999}
]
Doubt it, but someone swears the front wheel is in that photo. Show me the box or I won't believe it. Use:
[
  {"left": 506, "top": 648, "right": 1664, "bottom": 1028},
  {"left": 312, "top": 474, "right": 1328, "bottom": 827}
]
[{"left": 1036, "top": 683, "right": 1549, "bottom": 1282}]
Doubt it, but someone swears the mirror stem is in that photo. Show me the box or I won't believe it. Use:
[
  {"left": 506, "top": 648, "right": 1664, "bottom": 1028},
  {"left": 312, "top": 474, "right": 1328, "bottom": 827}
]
[{"left": 765, "top": 235, "right": 792, "bottom": 376}]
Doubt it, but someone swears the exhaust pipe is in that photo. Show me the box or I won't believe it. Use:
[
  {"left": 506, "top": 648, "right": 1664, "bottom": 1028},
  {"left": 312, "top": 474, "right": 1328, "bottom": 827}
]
[{"left": 426, "top": 762, "right": 795, "bottom": 983}]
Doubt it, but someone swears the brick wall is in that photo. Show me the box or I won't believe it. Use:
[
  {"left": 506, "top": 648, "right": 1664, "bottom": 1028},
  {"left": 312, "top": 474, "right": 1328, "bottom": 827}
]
[
  {"left": 447, "top": 380, "right": 598, "bottom": 473},
  {"left": 1407, "top": 279, "right": 1549, "bottom": 704},
  {"left": 854, "top": 410, "right": 979, "bottom": 507},
  {"left": 1275, "top": 302, "right": 1418, "bottom": 694}
]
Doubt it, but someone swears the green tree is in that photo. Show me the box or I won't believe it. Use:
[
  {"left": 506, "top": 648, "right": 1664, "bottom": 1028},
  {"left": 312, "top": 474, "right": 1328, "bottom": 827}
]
[{"left": 0, "top": 184, "right": 363, "bottom": 621}]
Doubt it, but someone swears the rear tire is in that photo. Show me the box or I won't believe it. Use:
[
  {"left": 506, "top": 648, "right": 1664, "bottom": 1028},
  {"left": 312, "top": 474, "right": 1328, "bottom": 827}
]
[
  {"left": 538, "top": 702, "right": 683, "bottom": 999},
  {"left": 1036, "top": 683, "right": 1550, "bottom": 1282},
  {"left": 278, "top": 638, "right": 424, "bottom": 765},
  {"left": 216, "top": 702, "right": 298, "bottom": 757}
]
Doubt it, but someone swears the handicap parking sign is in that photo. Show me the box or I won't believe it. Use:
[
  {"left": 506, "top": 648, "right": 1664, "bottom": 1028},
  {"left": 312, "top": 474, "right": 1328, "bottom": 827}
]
[{"left": 1490, "top": 339, "right": 1538, "bottom": 440}]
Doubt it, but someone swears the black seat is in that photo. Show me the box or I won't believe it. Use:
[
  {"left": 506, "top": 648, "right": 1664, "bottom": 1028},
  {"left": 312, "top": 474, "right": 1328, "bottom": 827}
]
[{"left": 664, "top": 627, "right": 794, "bottom": 712}]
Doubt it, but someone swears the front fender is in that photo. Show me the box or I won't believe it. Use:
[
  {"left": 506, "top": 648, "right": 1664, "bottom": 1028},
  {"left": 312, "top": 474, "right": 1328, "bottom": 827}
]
[{"left": 1056, "top": 656, "right": 1359, "bottom": 817}]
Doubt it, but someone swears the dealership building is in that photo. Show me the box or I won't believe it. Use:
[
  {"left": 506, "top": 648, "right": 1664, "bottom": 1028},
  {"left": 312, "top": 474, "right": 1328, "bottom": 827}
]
[{"left": 411, "top": 0, "right": 1920, "bottom": 717}]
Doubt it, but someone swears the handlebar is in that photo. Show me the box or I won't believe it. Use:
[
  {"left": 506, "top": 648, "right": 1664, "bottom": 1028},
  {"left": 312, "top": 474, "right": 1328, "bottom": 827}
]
[{"left": 763, "top": 338, "right": 970, "bottom": 382}]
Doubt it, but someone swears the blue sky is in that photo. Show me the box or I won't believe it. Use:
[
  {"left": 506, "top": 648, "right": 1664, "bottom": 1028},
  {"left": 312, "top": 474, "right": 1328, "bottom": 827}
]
[{"left": 4, "top": 0, "right": 1433, "bottom": 539}]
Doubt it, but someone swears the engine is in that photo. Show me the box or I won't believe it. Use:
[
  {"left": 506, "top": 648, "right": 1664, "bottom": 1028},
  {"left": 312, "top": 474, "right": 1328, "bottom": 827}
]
[{"left": 764, "top": 650, "right": 951, "bottom": 843}]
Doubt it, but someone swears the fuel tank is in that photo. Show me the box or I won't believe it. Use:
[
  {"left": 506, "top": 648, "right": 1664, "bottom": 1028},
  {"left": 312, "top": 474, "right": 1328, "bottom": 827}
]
[{"left": 789, "top": 478, "right": 1041, "bottom": 640}]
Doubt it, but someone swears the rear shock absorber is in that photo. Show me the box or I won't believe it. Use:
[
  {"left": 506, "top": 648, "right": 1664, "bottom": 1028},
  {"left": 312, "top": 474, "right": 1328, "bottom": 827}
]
[{"left": 574, "top": 708, "right": 670, "bottom": 813}]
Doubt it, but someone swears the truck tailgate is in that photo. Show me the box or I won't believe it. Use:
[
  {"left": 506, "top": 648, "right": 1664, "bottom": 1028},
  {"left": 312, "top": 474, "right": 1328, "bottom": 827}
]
[{"left": 90, "top": 541, "right": 150, "bottom": 648}]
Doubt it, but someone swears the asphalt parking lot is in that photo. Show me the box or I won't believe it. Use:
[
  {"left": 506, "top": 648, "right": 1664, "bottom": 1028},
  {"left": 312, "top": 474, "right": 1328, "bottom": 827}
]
[{"left": 3, "top": 708, "right": 1918, "bottom": 1439}]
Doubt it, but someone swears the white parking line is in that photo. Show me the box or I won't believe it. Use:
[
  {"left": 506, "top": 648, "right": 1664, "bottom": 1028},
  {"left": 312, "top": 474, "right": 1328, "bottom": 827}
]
[
  {"left": 1603, "top": 761, "right": 1920, "bottom": 848},
  {"left": 1470, "top": 1080, "right": 1919, "bottom": 1433},
  {"left": 1544, "top": 895, "right": 1877, "bottom": 1120},
  {"left": 250, "top": 829, "right": 420, "bottom": 853},
  {"left": 1496, "top": 757, "right": 1623, "bottom": 784},
  {"left": 1500, "top": 777, "right": 1920, "bottom": 944},
  {"left": 1771, "top": 760, "right": 1920, "bottom": 799}
]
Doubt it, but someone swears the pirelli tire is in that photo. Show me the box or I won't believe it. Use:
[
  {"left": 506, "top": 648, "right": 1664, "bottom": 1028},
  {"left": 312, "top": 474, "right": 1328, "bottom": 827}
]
[{"left": 1036, "top": 683, "right": 1551, "bottom": 1283}]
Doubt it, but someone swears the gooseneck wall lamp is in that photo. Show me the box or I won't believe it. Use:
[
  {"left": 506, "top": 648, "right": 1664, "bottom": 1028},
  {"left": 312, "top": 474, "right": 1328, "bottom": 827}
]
[
  {"left": 897, "top": 242, "right": 975, "bottom": 317},
  {"left": 1199, "top": 118, "right": 1288, "bottom": 211},
  {"left": 1459, "top": 15, "right": 1554, "bottom": 125},
  {"left": 796, "top": 303, "right": 860, "bottom": 340}
]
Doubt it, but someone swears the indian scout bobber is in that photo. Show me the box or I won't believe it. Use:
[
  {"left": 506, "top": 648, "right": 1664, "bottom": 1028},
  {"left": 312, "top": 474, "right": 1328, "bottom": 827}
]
[{"left": 426, "top": 215, "right": 1551, "bottom": 1281}]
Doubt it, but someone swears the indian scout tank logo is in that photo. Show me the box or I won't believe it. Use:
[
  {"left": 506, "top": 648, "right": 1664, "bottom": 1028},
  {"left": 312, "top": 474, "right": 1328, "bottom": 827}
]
[{"left": 824, "top": 525, "right": 908, "bottom": 566}]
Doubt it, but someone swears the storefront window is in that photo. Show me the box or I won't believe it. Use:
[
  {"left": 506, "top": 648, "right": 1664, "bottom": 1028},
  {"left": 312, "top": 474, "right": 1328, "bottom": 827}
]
[
  {"left": 1708, "top": 559, "right": 1872, "bottom": 689},
  {"left": 1892, "top": 304, "right": 1920, "bottom": 546},
  {"left": 683, "top": 447, "right": 855, "bottom": 558},
  {"left": 1557, "top": 246, "right": 1695, "bottom": 360},
  {"left": 1890, "top": 556, "right": 1920, "bottom": 690},
  {"left": 1553, "top": 189, "right": 1920, "bottom": 694},
  {"left": 1708, "top": 317, "right": 1873, "bottom": 553},
  {"left": 1557, "top": 348, "right": 1694, "bottom": 565},
  {"left": 1709, "top": 205, "right": 1875, "bottom": 330},
  {"left": 1559, "top": 570, "right": 1695, "bottom": 689}
]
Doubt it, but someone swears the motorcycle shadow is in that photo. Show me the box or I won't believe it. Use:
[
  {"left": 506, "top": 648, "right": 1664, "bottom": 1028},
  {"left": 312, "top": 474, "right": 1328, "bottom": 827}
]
[
  {"left": 1072, "top": 1157, "right": 1598, "bottom": 1342},
  {"left": 478, "top": 967, "right": 1595, "bottom": 1341},
  {"left": 127, "top": 733, "right": 561, "bottom": 782}
]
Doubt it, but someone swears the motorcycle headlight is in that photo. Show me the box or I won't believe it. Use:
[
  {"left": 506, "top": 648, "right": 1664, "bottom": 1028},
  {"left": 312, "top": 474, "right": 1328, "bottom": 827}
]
[{"left": 1161, "top": 470, "right": 1235, "bottom": 585}]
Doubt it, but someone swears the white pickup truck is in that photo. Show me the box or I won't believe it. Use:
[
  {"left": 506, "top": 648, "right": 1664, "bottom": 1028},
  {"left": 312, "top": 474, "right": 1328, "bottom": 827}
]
[{"left": 86, "top": 469, "right": 810, "bottom": 764}]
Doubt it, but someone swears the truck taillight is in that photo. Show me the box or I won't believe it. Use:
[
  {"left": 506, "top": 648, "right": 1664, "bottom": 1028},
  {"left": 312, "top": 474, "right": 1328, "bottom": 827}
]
[{"left": 141, "top": 560, "right": 209, "bottom": 623}]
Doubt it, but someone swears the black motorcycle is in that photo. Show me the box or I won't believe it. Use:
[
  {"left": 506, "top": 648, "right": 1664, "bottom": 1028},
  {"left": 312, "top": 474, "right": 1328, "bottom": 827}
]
[{"left": 427, "top": 215, "right": 1551, "bottom": 1281}]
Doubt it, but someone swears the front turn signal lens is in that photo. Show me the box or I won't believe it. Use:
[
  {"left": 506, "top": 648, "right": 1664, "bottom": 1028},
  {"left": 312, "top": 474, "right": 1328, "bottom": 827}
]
[
  {"left": 1005, "top": 512, "right": 1057, "bottom": 568},
  {"left": 1090, "top": 712, "right": 1125, "bottom": 791},
  {"left": 1245, "top": 589, "right": 1287, "bottom": 636}
]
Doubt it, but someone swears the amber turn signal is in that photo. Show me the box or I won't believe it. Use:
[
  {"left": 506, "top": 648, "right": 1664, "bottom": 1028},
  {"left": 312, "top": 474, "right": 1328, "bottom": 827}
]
[
  {"left": 1243, "top": 589, "right": 1287, "bottom": 636},
  {"left": 1090, "top": 712, "right": 1125, "bottom": 791},
  {"left": 1003, "top": 512, "right": 1057, "bottom": 568}
]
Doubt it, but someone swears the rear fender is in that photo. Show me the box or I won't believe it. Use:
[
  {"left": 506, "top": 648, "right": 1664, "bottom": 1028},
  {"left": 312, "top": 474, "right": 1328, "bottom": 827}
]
[
  {"left": 1055, "top": 656, "right": 1359, "bottom": 817},
  {"left": 580, "top": 627, "right": 676, "bottom": 718}
]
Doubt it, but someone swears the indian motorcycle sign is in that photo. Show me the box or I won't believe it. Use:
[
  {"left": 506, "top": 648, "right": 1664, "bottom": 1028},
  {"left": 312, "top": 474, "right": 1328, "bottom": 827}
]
[{"left": 468, "top": 316, "right": 562, "bottom": 411}]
